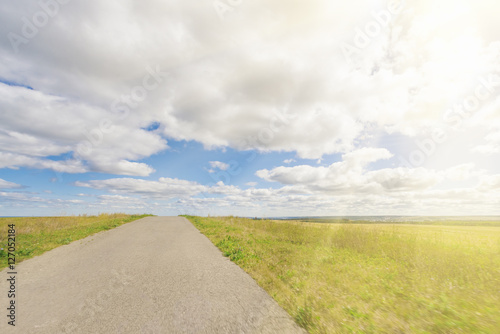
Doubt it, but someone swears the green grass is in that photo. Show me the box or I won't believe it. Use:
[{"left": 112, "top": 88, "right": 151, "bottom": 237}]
[
  {"left": 184, "top": 215, "right": 500, "bottom": 333},
  {"left": 0, "top": 213, "right": 151, "bottom": 270}
]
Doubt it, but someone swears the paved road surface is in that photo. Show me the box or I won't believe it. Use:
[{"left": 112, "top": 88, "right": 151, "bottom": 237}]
[{"left": 0, "top": 216, "right": 305, "bottom": 333}]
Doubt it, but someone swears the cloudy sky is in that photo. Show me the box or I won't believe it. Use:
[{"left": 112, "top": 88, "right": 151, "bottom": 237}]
[{"left": 1, "top": 0, "right": 499, "bottom": 217}]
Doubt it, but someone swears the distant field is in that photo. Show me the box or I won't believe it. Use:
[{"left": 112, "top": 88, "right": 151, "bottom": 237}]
[
  {"left": 287, "top": 217, "right": 500, "bottom": 227},
  {"left": 185, "top": 216, "right": 500, "bottom": 333},
  {"left": 0, "top": 214, "right": 151, "bottom": 270}
]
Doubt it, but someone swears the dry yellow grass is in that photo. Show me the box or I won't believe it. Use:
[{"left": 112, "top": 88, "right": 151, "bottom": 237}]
[{"left": 186, "top": 216, "right": 500, "bottom": 333}]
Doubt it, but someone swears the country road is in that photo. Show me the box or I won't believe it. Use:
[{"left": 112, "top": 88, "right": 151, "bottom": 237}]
[{"left": 0, "top": 216, "right": 305, "bottom": 333}]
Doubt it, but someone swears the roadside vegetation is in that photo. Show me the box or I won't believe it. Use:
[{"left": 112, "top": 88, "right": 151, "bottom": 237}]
[
  {"left": 0, "top": 213, "right": 151, "bottom": 270},
  {"left": 184, "top": 215, "right": 500, "bottom": 333}
]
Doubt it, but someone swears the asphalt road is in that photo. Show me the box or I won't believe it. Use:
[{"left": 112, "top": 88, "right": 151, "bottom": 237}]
[{"left": 0, "top": 216, "right": 305, "bottom": 333}]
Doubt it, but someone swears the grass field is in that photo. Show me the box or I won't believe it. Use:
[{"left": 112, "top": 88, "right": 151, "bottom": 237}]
[
  {"left": 185, "top": 216, "right": 500, "bottom": 334},
  {"left": 0, "top": 213, "right": 151, "bottom": 270},
  {"left": 295, "top": 218, "right": 500, "bottom": 227}
]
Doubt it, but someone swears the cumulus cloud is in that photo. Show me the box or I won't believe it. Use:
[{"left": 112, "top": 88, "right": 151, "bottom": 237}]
[
  {"left": 0, "top": 83, "right": 166, "bottom": 176},
  {"left": 0, "top": 178, "right": 23, "bottom": 189},
  {"left": 0, "top": 152, "right": 87, "bottom": 173},
  {"left": 256, "top": 148, "right": 396, "bottom": 191},
  {"left": 472, "top": 129, "right": 500, "bottom": 154},
  {"left": 443, "top": 163, "right": 480, "bottom": 181},
  {"left": 1, "top": 0, "right": 500, "bottom": 215},
  {"left": 2, "top": 0, "right": 500, "bottom": 166},
  {"left": 478, "top": 174, "right": 500, "bottom": 191},
  {"left": 255, "top": 149, "right": 484, "bottom": 196},
  {"left": 75, "top": 177, "right": 207, "bottom": 199},
  {"left": 69, "top": 157, "right": 500, "bottom": 216}
]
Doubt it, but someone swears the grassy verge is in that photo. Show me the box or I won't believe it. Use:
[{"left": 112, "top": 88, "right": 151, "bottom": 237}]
[
  {"left": 184, "top": 215, "right": 500, "bottom": 333},
  {"left": 0, "top": 213, "right": 151, "bottom": 270}
]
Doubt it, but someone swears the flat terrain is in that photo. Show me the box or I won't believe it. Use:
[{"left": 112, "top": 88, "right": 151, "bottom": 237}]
[
  {"left": 186, "top": 216, "right": 500, "bottom": 333},
  {"left": 0, "top": 216, "right": 304, "bottom": 333}
]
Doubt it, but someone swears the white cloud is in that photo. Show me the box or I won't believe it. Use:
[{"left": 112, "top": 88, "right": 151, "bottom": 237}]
[
  {"left": 90, "top": 160, "right": 155, "bottom": 177},
  {"left": 0, "top": 152, "right": 87, "bottom": 173},
  {"left": 255, "top": 149, "right": 485, "bottom": 196},
  {"left": 0, "top": 178, "right": 23, "bottom": 189},
  {"left": 208, "top": 161, "right": 229, "bottom": 171},
  {"left": 479, "top": 174, "right": 500, "bottom": 191},
  {"left": 367, "top": 168, "right": 441, "bottom": 192},
  {"left": 2, "top": 0, "right": 500, "bottom": 166},
  {"left": 443, "top": 163, "right": 480, "bottom": 181},
  {"left": 75, "top": 177, "right": 207, "bottom": 199},
  {"left": 0, "top": 82, "right": 166, "bottom": 176},
  {"left": 1, "top": 164, "right": 473, "bottom": 217},
  {"left": 98, "top": 195, "right": 138, "bottom": 201},
  {"left": 0, "top": 191, "right": 84, "bottom": 206},
  {"left": 0, "top": 192, "right": 46, "bottom": 203},
  {"left": 472, "top": 129, "right": 500, "bottom": 155},
  {"left": 0, "top": 129, "right": 71, "bottom": 157},
  {"left": 1, "top": 0, "right": 500, "bottom": 216},
  {"left": 473, "top": 145, "right": 500, "bottom": 155},
  {"left": 256, "top": 148, "right": 395, "bottom": 190},
  {"left": 67, "top": 155, "right": 500, "bottom": 216},
  {"left": 343, "top": 148, "right": 394, "bottom": 168}
]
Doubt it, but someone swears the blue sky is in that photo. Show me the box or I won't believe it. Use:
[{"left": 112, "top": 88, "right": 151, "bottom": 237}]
[{"left": 1, "top": 0, "right": 500, "bottom": 216}]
